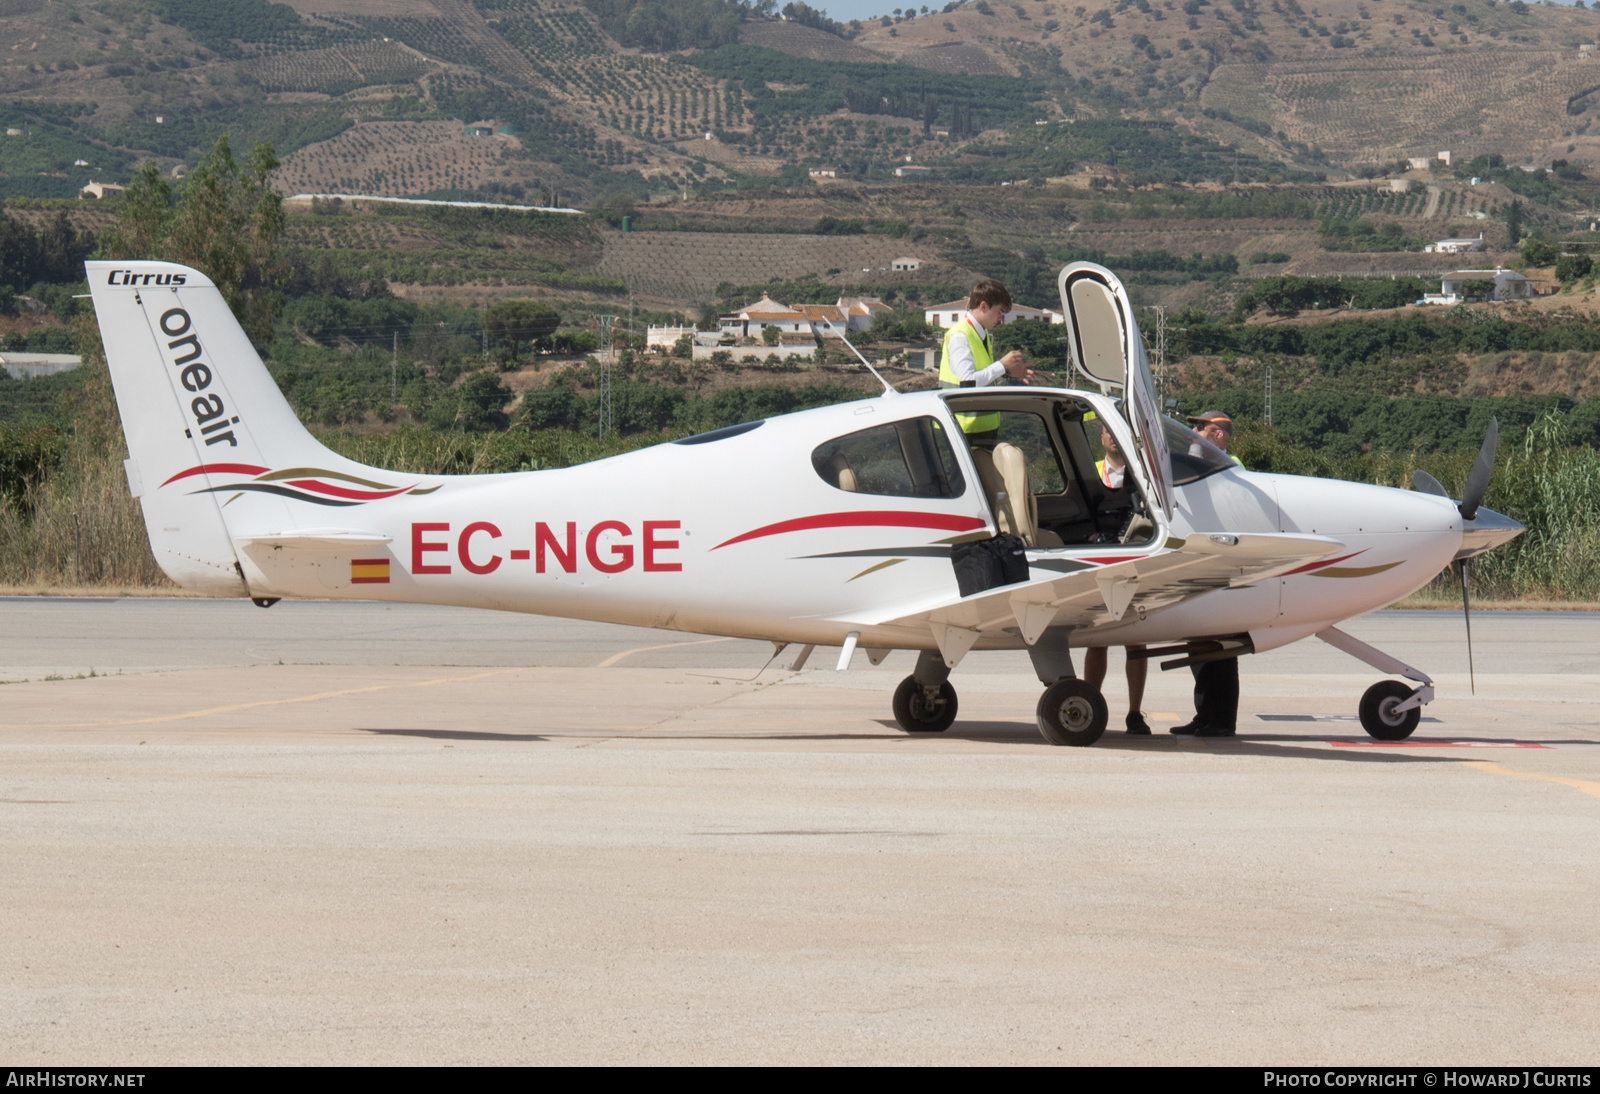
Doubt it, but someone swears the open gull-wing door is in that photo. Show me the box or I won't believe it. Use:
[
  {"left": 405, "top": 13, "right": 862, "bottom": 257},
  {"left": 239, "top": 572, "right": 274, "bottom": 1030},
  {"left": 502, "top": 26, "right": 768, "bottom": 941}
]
[{"left": 1058, "top": 262, "right": 1174, "bottom": 520}]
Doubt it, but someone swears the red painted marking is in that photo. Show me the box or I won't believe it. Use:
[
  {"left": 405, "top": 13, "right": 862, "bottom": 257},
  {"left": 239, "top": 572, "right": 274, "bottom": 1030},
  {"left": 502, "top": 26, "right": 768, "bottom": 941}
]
[
  {"left": 285, "top": 479, "right": 413, "bottom": 501},
  {"left": 509, "top": 549, "right": 530, "bottom": 561},
  {"left": 350, "top": 558, "right": 388, "bottom": 566},
  {"left": 350, "top": 576, "right": 390, "bottom": 585},
  {"left": 1281, "top": 550, "right": 1365, "bottom": 576},
  {"left": 714, "top": 511, "right": 987, "bottom": 550},
  {"left": 159, "top": 463, "right": 268, "bottom": 487},
  {"left": 1080, "top": 554, "right": 1144, "bottom": 565},
  {"left": 1326, "top": 739, "right": 1550, "bottom": 749}
]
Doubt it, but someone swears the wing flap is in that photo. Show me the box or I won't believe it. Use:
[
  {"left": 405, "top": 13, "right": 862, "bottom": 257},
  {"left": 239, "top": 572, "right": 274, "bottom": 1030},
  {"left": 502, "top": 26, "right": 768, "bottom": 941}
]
[{"left": 835, "top": 532, "right": 1344, "bottom": 637}]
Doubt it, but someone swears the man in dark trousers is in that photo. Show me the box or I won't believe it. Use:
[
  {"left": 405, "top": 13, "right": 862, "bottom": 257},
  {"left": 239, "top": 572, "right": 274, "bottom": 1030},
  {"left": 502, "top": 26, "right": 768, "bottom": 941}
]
[{"left": 1171, "top": 410, "right": 1244, "bottom": 737}]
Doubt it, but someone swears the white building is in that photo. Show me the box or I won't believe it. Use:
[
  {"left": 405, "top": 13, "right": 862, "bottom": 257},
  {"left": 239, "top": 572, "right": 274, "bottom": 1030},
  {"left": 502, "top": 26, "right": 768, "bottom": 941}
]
[
  {"left": 1407, "top": 157, "right": 1431, "bottom": 171},
  {"left": 79, "top": 181, "right": 124, "bottom": 200},
  {"left": 891, "top": 257, "right": 921, "bottom": 271},
  {"left": 1440, "top": 267, "right": 1534, "bottom": 301},
  {"left": 645, "top": 325, "right": 698, "bottom": 349},
  {"left": 924, "top": 299, "right": 1064, "bottom": 327},
  {"left": 718, "top": 295, "right": 893, "bottom": 340},
  {"left": 1424, "top": 233, "right": 1486, "bottom": 254}
]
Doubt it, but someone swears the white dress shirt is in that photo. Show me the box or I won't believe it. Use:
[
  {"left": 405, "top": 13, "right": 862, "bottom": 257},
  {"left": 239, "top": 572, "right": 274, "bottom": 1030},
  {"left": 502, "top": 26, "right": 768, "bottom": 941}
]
[{"left": 946, "top": 313, "right": 1006, "bottom": 386}]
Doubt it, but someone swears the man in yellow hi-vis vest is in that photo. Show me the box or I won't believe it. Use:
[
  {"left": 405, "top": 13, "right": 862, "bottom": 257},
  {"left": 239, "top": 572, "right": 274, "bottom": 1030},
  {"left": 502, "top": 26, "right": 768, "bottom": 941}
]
[{"left": 937, "top": 279, "right": 1035, "bottom": 444}]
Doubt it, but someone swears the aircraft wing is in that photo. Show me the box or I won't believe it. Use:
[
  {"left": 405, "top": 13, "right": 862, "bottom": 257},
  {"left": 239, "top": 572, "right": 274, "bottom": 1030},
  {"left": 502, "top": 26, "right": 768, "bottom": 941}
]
[{"left": 830, "top": 532, "right": 1345, "bottom": 655}]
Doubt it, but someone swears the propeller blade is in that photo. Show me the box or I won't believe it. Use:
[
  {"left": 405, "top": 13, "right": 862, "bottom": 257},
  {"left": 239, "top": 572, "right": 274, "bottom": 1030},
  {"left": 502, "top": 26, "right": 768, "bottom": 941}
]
[
  {"left": 1413, "top": 470, "right": 1450, "bottom": 497},
  {"left": 1459, "top": 416, "right": 1499, "bottom": 521},
  {"left": 1458, "top": 559, "right": 1475, "bottom": 695}
]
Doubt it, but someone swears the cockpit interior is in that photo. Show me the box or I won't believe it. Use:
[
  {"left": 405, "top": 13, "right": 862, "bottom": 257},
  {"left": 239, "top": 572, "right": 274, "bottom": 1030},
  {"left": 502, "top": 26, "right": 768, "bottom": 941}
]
[{"left": 810, "top": 393, "right": 1237, "bottom": 551}]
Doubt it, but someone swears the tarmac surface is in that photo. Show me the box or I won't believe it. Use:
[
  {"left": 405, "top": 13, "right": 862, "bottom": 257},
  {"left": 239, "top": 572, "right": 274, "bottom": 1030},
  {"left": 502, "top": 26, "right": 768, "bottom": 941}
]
[{"left": 2, "top": 598, "right": 1597, "bottom": 1065}]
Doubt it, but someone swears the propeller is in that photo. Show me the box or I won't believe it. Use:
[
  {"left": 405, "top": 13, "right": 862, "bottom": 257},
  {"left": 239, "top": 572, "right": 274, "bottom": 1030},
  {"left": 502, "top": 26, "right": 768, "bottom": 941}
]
[{"left": 1413, "top": 417, "right": 1499, "bottom": 695}]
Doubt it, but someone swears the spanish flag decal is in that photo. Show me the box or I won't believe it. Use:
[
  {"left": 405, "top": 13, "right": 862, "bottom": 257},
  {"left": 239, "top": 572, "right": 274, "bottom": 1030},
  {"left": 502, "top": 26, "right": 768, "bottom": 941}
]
[{"left": 350, "top": 558, "right": 391, "bottom": 585}]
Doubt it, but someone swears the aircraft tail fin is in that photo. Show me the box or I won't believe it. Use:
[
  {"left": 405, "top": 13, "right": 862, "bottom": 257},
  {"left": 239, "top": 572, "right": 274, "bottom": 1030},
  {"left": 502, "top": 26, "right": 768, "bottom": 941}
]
[{"left": 86, "top": 260, "right": 388, "bottom": 595}]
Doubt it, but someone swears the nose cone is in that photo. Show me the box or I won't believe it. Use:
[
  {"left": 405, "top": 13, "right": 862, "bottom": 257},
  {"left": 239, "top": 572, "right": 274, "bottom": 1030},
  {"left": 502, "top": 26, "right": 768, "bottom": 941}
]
[{"left": 1457, "top": 506, "right": 1524, "bottom": 560}]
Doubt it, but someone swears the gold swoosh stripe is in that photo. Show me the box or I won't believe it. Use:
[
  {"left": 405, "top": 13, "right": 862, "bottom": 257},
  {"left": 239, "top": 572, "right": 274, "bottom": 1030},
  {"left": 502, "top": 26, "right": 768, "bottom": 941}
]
[
  {"left": 1310, "top": 561, "right": 1404, "bottom": 578},
  {"left": 848, "top": 558, "right": 906, "bottom": 582}
]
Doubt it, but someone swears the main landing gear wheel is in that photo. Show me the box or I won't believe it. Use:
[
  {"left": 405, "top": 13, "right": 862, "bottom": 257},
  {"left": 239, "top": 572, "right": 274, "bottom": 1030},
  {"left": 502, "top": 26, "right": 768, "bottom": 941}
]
[
  {"left": 1036, "top": 679, "right": 1108, "bottom": 747},
  {"left": 893, "top": 675, "right": 958, "bottom": 733},
  {"left": 1359, "top": 680, "right": 1422, "bottom": 741}
]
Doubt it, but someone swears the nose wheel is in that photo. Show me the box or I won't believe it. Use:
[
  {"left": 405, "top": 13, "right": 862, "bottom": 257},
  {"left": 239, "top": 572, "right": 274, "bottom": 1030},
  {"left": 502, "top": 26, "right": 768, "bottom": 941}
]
[
  {"left": 1359, "top": 680, "right": 1422, "bottom": 740},
  {"left": 1036, "top": 678, "right": 1108, "bottom": 746},
  {"left": 892, "top": 675, "right": 958, "bottom": 733}
]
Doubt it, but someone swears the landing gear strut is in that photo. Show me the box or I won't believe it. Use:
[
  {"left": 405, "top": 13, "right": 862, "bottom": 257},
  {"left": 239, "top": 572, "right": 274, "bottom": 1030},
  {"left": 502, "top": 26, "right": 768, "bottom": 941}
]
[{"left": 1317, "top": 626, "right": 1434, "bottom": 742}]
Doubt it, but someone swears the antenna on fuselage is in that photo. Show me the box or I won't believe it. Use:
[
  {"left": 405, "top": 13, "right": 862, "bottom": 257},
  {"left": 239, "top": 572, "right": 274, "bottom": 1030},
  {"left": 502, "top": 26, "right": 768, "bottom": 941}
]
[{"left": 823, "top": 320, "right": 898, "bottom": 397}]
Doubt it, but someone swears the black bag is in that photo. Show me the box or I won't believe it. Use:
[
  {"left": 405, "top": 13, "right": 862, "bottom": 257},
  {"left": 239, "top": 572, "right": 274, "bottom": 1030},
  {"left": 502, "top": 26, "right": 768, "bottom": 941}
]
[{"left": 951, "top": 533, "right": 1030, "bottom": 597}]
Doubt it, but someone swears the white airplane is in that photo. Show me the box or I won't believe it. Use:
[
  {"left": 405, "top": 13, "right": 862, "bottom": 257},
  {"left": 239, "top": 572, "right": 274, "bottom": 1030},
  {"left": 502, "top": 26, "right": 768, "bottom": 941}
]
[{"left": 87, "top": 259, "right": 1523, "bottom": 746}]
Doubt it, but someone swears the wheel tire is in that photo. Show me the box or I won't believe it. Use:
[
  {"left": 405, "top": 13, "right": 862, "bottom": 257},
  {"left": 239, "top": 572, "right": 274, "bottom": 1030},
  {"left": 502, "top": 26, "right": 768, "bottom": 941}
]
[
  {"left": 1359, "top": 680, "right": 1422, "bottom": 741},
  {"left": 892, "top": 675, "right": 958, "bottom": 733},
  {"left": 1036, "top": 678, "right": 1108, "bottom": 747}
]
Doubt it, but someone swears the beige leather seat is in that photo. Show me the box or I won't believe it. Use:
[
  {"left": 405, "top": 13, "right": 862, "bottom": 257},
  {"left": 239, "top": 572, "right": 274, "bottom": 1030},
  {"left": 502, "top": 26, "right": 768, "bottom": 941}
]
[
  {"left": 821, "top": 449, "right": 858, "bottom": 492},
  {"left": 971, "top": 443, "right": 1063, "bottom": 548}
]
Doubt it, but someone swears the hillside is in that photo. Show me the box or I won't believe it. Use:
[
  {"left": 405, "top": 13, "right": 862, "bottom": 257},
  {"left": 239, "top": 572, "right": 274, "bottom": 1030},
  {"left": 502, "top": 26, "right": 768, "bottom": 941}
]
[{"left": 10, "top": 0, "right": 1600, "bottom": 205}]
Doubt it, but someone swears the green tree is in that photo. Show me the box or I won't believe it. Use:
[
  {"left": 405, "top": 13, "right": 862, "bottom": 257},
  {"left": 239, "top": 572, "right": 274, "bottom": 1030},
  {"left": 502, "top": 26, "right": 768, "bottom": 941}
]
[
  {"left": 455, "top": 371, "right": 513, "bottom": 432},
  {"left": 1556, "top": 253, "right": 1593, "bottom": 283},
  {"left": 484, "top": 300, "right": 561, "bottom": 360},
  {"left": 762, "top": 323, "right": 781, "bottom": 346},
  {"left": 98, "top": 137, "right": 285, "bottom": 347},
  {"left": 1521, "top": 237, "right": 1559, "bottom": 267},
  {"left": 1506, "top": 201, "right": 1525, "bottom": 247}
]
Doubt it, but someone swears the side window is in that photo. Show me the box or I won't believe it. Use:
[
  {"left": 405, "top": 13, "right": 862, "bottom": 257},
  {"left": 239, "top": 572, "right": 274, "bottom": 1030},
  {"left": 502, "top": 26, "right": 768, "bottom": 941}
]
[
  {"left": 812, "top": 416, "right": 967, "bottom": 498},
  {"left": 992, "top": 411, "right": 1066, "bottom": 495}
]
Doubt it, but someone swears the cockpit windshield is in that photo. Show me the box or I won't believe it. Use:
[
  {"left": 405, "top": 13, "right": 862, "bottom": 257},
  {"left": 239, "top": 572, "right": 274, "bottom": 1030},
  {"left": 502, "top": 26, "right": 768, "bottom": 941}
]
[{"left": 1163, "top": 416, "right": 1238, "bottom": 485}]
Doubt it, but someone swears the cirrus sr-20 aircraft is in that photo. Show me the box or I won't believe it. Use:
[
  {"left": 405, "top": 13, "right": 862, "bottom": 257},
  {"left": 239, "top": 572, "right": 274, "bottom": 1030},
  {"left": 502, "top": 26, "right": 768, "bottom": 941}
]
[{"left": 87, "top": 259, "right": 1524, "bottom": 746}]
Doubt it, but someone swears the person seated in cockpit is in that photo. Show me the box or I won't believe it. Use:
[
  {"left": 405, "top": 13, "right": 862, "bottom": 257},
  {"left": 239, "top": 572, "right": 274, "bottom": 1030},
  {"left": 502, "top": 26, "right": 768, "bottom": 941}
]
[{"left": 1095, "top": 420, "right": 1129, "bottom": 491}]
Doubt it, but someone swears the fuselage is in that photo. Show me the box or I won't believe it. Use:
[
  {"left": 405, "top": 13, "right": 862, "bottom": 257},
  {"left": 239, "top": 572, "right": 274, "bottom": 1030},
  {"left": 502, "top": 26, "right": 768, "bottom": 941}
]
[{"left": 231, "top": 387, "right": 1467, "bottom": 654}]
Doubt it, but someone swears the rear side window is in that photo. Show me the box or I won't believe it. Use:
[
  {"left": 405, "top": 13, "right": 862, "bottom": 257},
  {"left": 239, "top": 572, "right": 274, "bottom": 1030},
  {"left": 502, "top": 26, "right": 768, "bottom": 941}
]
[{"left": 813, "top": 416, "right": 967, "bottom": 499}]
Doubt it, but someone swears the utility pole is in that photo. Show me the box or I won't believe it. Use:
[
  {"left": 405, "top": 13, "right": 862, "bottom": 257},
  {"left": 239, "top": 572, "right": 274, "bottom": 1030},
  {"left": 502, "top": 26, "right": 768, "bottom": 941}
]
[
  {"left": 1145, "top": 305, "right": 1167, "bottom": 405},
  {"left": 597, "top": 314, "right": 617, "bottom": 442},
  {"left": 1264, "top": 360, "right": 1274, "bottom": 427}
]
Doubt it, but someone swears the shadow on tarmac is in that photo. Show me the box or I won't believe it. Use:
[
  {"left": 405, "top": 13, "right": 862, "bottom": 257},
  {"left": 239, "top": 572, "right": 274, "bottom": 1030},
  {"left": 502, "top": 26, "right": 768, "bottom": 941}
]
[
  {"left": 873, "top": 720, "right": 1468, "bottom": 763},
  {"left": 359, "top": 728, "right": 549, "bottom": 742}
]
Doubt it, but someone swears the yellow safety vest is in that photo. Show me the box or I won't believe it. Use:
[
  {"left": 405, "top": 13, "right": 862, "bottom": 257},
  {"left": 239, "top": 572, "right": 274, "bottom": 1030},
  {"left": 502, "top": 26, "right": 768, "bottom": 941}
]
[
  {"left": 1095, "top": 458, "right": 1127, "bottom": 488},
  {"left": 938, "top": 317, "right": 1000, "bottom": 435}
]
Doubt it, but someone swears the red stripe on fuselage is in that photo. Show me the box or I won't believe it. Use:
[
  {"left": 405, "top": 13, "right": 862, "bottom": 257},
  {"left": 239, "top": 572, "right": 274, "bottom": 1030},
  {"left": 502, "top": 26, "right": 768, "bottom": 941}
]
[
  {"left": 160, "top": 463, "right": 269, "bottom": 487},
  {"left": 714, "top": 511, "right": 987, "bottom": 550},
  {"left": 285, "top": 479, "right": 415, "bottom": 501}
]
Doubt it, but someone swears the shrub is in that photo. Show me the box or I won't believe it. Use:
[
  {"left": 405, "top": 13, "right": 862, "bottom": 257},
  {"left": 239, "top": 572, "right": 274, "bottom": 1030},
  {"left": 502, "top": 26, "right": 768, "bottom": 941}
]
[{"left": 1555, "top": 254, "right": 1593, "bottom": 283}]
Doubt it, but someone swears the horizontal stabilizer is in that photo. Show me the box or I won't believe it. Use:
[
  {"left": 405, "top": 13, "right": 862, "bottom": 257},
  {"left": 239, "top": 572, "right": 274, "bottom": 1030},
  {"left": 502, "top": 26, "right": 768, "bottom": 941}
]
[
  {"left": 831, "top": 532, "right": 1345, "bottom": 640},
  {"left": 237, "top": 530, "right": 393, "bottom": 552}
]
